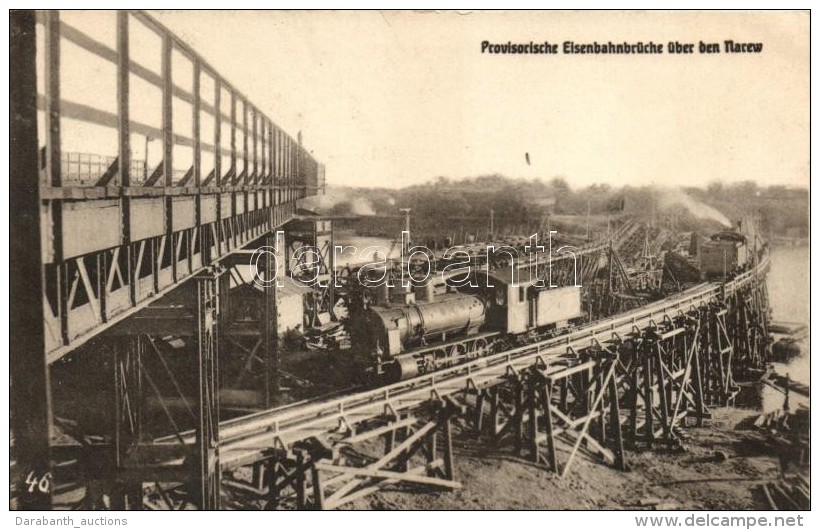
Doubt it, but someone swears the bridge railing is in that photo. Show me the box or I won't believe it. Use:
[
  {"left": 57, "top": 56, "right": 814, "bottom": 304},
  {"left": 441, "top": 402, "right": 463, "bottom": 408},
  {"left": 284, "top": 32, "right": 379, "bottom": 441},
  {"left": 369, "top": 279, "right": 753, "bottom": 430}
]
[
  {"left": 36, "top": 10, "right": 321, "bottom": 195},
  {"left": 31, "top": 10, "right": 323, "bottom": 361}
]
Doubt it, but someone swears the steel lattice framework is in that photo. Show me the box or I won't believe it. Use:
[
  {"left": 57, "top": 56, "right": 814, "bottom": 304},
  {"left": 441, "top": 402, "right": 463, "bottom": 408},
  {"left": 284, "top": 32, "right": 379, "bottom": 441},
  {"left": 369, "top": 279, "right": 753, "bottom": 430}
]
[
  {"left": 33, "top": 10, "right": 324, "bottom": 363},
  {"left": 10, "top": 10, "right": 323, "bottom": 509}
]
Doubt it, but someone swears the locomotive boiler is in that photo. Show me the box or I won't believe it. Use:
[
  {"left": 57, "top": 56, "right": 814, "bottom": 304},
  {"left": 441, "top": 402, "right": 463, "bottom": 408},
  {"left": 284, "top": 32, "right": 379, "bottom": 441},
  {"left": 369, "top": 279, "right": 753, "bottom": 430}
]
[{"left": 365, "top": 294, "right": 487, "bottom": 356}]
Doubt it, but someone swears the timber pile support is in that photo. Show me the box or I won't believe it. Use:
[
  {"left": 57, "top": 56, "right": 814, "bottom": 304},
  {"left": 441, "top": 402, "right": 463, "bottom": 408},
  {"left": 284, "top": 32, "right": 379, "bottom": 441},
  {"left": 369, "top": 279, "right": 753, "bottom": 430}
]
[{"left": 222, "top": 403, "right": 462, "bottom": 510}]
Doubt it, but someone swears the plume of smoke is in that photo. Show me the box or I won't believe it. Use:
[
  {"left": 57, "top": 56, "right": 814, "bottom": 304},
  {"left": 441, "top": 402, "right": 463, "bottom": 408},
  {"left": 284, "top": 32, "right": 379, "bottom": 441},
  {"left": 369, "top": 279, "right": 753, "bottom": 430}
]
[
  {"left": 657, "top": 187, "right": 731, "bottom": 227},
  {"left": 300, "top": 190, "right": 342, "bottom": 212},
  {"left": 300, "top": 189, "right": 377, "bottom": 216},
  {"left": 349, "top": 197, "right": 376, "bottom": 216}
]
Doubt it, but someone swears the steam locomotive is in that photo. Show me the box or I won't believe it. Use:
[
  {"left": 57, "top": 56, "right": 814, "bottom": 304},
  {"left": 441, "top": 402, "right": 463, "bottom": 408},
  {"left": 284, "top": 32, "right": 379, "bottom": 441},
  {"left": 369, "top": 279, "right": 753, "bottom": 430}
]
[
  {"left": 350, "top": 266, "right": 584, "bottom": 381},
  {"left": 698, "top": 222, "right": 765, "bottom": 280}
]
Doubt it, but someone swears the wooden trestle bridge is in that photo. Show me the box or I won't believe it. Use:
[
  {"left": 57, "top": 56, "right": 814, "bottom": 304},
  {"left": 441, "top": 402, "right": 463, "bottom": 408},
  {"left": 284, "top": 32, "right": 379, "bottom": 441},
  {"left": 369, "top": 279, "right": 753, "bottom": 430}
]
[{"left": 57, "top": 255, "right": 770, "bottom": 510}]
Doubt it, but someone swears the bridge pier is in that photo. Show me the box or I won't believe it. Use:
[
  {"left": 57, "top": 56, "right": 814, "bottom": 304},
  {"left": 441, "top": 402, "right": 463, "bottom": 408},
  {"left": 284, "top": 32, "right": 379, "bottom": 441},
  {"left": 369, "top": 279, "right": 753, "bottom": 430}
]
[{"left": 247, "top": 403, "right": 461, "bottom": 510}]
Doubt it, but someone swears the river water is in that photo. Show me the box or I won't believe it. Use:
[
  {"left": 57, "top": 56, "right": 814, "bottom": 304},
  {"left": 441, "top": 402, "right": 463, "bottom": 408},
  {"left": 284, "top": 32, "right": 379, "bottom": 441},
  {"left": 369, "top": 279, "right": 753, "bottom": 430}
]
[{"left": 762, "top": 245, "right": 809, "bottom": 410}]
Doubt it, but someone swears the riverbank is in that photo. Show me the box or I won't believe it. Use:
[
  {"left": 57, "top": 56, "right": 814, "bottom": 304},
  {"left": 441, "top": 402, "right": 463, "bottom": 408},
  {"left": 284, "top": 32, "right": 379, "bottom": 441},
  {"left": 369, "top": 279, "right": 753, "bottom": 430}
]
[{"left": 354, "top": 406, "right": 798, "bottom": 510}]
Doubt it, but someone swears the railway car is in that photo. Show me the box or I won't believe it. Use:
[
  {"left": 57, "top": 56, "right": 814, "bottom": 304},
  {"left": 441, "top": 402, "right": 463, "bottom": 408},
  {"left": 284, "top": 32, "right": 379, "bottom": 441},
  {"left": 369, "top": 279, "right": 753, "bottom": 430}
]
[
  {"left": 354, "top": 267, "right": 584, "bottom": 381},
  {"left": 699, "top": 230, "right": 748, "bottom": 280}
]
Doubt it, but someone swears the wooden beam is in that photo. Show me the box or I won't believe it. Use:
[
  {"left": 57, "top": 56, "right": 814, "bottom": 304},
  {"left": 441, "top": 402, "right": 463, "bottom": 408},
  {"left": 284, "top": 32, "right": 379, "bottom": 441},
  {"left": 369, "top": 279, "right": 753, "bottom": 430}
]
[
  {"left": 316, "top": 462, "right": 461, "bottom": 489},
  {"left": 562, "top": 361, "right": 615, "bottom": 477}
]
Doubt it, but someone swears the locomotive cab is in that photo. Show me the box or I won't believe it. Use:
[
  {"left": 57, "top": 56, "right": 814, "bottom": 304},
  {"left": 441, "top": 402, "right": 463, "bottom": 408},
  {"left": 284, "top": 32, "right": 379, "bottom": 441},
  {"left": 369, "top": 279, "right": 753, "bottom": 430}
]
[{"left": 476, "top": 268, "right": 584, "bottom": 335}]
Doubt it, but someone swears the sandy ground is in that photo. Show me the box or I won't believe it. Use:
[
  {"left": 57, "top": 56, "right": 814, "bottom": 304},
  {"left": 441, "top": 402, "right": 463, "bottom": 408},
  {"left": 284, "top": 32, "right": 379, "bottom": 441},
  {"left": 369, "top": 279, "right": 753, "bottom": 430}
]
[{"left": 349, "top": 407, "right": 794, "bottom": 510}]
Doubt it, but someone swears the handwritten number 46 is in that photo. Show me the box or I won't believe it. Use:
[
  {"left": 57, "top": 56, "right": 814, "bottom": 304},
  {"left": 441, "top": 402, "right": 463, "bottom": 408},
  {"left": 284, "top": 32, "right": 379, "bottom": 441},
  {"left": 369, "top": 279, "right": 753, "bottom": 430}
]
[{"left": 25, "top": 471, "right": 52, "bottom": 494}]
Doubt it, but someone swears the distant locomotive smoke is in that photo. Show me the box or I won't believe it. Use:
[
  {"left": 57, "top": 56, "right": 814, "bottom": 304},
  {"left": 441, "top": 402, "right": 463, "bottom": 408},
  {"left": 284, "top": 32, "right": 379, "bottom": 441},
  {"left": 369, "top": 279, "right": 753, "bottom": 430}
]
[
  {"left": 303, "top": 189, "right": 377, "bottom": 216},
  {"left": 658, "top": 188, "right": 732, "bottom": 227},
  {"left": 349, "top": 197, "right": 376, "bottom": 216}
]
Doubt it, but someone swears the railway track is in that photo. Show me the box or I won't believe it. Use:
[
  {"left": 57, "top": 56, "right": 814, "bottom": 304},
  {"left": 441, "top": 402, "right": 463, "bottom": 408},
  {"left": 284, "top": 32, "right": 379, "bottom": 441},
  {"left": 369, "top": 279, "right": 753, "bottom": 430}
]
[{"left": 157, "top": 254, "right": 769, "bottom": 471}]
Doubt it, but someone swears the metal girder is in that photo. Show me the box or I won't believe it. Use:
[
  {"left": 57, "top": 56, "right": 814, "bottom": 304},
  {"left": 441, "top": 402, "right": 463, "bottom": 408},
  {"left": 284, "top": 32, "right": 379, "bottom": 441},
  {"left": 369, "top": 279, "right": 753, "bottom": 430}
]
[
  {"left": 193, "top": 267, "right": 225, "bottom": 509},
  {"left": 10, "top": 10, "right": 53, "bottom": 510},
  {"left": 29, "top": 10, "right": 321, "bottom": 363},
  {"left": 106, "top": 307, "right": 199, "bottom": 336}
]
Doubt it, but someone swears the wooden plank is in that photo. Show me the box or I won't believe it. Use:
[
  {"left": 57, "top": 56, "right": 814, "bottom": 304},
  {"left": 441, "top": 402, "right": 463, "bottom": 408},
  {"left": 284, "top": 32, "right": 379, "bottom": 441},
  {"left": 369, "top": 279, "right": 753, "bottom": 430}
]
[
  {"left": 162, "top": 34, "right": 173, "bottom": 187},
  {"left": 116, "top": 12, "right": 130, "bottom": 187},
  {"left": 315, "top": 462, "right": 461, "bottom": 489},
  {"left": 323, "top": 421, "right": 437, "bottom": 505},
  {"left": 251, "top": 108, "right": 257, "bottom": 182},
  {"left": 242, "top": 100, "right": 249, "bottom": 186},
  {"left": 213, "top": 78, "right": 222, "bottom": 186},
  {"left": 562, "top": 362, "right": 615, "bottom": 477},
  {"left": 761, "top": 483, "right": 778, "bottom": 510},
  {"left": 338, "top": 416, "right": 418, "bottom": 445},
  {"left": 43, "top": 97, "right": 215, "bottom": 153},
  {"left": 230, "top": 93, "right": 237, "bottom": 178}
]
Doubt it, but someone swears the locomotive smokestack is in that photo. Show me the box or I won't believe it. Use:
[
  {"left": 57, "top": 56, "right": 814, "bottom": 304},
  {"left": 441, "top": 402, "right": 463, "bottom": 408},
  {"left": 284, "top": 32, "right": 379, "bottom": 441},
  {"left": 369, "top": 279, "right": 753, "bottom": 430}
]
[{"left": 400, "top": 208, "right": 412, "bottom": 251}]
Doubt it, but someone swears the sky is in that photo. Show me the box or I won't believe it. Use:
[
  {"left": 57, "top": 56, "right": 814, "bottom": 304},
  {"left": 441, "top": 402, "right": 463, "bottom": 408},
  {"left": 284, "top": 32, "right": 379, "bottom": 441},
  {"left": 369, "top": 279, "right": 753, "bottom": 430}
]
[{"left": 49, "top": 10, "right": 810, "bottom": 190}]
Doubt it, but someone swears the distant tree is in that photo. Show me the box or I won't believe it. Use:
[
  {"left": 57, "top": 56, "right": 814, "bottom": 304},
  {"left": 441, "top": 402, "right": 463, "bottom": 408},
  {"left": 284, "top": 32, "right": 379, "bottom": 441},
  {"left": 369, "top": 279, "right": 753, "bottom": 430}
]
[
  {"left": 706, "top": 181, "right": 724, "bottom": 196},
  {"left": 730, "top": 180, "right": 758, "bottom": 197}
]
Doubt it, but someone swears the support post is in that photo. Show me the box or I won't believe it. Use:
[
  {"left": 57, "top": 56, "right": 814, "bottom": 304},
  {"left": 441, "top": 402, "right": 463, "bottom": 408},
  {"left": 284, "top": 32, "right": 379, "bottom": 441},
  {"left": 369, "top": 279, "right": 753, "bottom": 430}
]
[
  {"left": 474, "top": 390, "right": 486, "bottom": 434},
  {"left": 643, "top": 345, "right": 654, "bottom": 447},
  {"left": 654, "top": 346, "right": 672, "bottom": 441},
  {"left": 10, "top": 10, "right": 53, "bottom": 510},
  {"left": 513, "top": 378, "right": 524, "bottom": 454},
  {"left": 294, "top": 451, "right": 306, "bottom": 509},
  {"left": 311, "top": 462, "right": 324, "bottom": 510},
  {"left": 194, "top": 268, "right": 223, "bottom": 509},
  {"left": 442, "top": 416, "right": 454, "bottom": 481},
  {"left": 541, "top": 383, "right": 558, "bottom": 472},
  {"left": 608, "top": 373, "right": 626, "bottom": 471},
  {"left": 490, "top": 388, "right": 500, "bottom": 445},
  {"left": 527, "top": 382, "right": 539, "bottom": 462},
  {"left": 628, "top": 361, "right": 639, "bottom": 446},
  {"left": 262, "top": 232, "right": 279, "bottom": 404}
]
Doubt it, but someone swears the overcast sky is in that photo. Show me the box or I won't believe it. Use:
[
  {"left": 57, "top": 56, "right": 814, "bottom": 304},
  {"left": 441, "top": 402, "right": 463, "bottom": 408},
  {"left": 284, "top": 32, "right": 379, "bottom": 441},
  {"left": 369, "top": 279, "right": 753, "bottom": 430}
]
[{"left": 146, "top": 11, "right": 809, "bottom": 190}]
